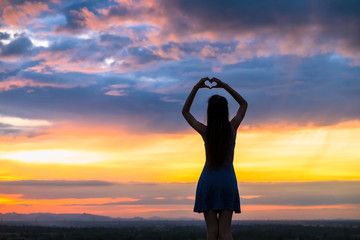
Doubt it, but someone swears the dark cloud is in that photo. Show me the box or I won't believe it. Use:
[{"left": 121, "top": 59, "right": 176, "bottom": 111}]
[
  {"left": 55, "top": 2, "right": 96, "bottom": 31},
  {"left": 125, "top": 47, "right": 164, "bottom": 64},
  {"left": 0, "top": 37, "right": 33, "bottom": 56},
  {"left": 55, "top": 1, "right": 112, "bottom": 32},
  {"left": 8, "top": 0, "right": 53, "bottom": 5},
  {"left": 0, "top": 32, "right": 10, "bottom": 40},
  {"left": 106, "top": 2, "right": 155, "bottom": 19},
  {"left": 0, "top": 123, "right": 47, "bottom": 138},
  {"left": 160, "top": 0, "right": 310, "bottom": 33},
  {"left": 56, "top": 8, "right": 86, "bottom": 31},
  {"left": 317, "top": 0, "right": 360, "bottom": 48},
  {"left": 99, "top": 34, "right": 132, "bottom": 49},
  {"left": 159, "top": 0, "right": 360, "bottom": 50},
  {"left": 0, "top": 60, "right": 43, "bottom": 81},
  {"left": 161, "top": 41, "right": 237, "bottom": 57},
  {"left": 0, "top": 123, "right": 21, "bottom": 136},
  {"left": 48, "top": 37, "right": 81, "bottom": 52},
  {"left": 107, "top": 4, "right": 132, "bottom": 17}
]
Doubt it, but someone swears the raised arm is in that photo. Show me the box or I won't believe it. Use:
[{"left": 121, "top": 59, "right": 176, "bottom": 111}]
[
  {"left": 182, "top": 77, "right": 210, "bottom": 136},
  {"left": 211, "top": 77, "right": 248, "bottom": 131}
]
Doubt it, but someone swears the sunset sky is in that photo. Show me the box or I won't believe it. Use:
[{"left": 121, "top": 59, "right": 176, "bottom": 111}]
[{"left": 0, "top": 0, "right": 359, "bottom": 220}]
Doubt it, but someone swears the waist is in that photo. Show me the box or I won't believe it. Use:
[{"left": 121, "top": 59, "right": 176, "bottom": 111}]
[{"left": 204, "top": 161, "right": 234, "bottom": 170}]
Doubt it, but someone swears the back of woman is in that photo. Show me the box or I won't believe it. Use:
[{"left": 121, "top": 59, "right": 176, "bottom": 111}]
[
  {"left": 196, "top": 122, "right": 240, "bottom": 214},
  {"left": 205, "top": 94, "right": 235, "bottom": 169},
  {"left": 182, "top": 77, "right": 247, "bottom": 240}
]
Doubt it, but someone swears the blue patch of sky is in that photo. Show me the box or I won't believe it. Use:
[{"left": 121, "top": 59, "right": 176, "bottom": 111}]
[
  {"left": 30, "top": 14, "right": 67, "bottom": 32},
  {"left": 127, "top": 24, "right": 160, "bottom": 31}
]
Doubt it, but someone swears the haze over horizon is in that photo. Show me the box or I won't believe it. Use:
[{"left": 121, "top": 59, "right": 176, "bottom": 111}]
[{"left": 0, "top": 0, "right": 359, "bottom": 220}]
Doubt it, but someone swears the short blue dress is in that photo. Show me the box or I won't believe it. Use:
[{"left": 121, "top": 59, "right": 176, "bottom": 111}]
[{"left": 193, "top": 126, "right": 241, "bottom": 213}]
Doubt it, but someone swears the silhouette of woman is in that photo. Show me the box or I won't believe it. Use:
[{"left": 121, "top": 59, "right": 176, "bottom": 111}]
[{"left": 182, "top": 77, "right": 247, "bottom": 240}]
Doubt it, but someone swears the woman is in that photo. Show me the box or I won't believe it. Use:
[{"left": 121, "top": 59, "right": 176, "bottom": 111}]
[{"left": 182, "top": 77, "right": 248, "bottom": 240}]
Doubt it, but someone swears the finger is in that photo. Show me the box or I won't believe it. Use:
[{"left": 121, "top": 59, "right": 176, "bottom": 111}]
[{"left": 203, "top": 83, "right": 211, "bottom": 88}]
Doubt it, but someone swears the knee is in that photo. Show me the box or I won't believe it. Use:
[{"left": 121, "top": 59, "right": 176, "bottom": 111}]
[
  {"left": 207, "top": 226, "right": 219, "bottom": 238},
  {"left": 219, "top": 226, "right": 232, "bottom": 239}
]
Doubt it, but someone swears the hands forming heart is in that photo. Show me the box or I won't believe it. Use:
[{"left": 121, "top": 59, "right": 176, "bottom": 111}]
[
  {"left": 204, "top": 79, "right": 218, "bottom": 89},
  {"left": 199, "top": 77, "right": 223, "bottom": 89}
]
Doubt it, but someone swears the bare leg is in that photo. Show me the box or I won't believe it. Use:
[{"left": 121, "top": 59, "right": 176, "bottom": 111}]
[
  {"left": 218, "top": 210, "right": 233, "bottom": 240},
  {"left": 204, "top": 210, "right": 219, "bottom": 240}
]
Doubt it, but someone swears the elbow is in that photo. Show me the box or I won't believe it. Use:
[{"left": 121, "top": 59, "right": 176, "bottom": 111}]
[
  {"left": 182, "top": 108, "right": 191, "bottom": 120},
  {"left": 242, "top": 100, "right": 248, "bottom": 108},
  {"left": 181, "top": 108, "right": 187, "bottom": 117}
]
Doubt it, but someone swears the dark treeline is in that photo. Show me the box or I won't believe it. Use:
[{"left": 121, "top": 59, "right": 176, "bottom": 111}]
[{"left": 1, "top": 221, "right": 360, "bottom": 240}]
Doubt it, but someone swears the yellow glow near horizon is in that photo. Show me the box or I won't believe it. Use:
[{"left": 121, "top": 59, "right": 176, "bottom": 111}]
[
  {"left": 0, "top": 120, "right": 359, "bottom": 182},
  {"left": 0, "top": 150, "right": 108, "bottom": 164}
]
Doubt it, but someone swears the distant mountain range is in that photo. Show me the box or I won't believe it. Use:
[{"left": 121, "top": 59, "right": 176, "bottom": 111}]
[
  {"left": 1, "top": 212, "right": 358, "bottom": 227},
  {"left": 0, "top": 212, "right": 200, "bottom": 226},
  {"left": 1, "top": 212, "right": 117, "bottom": 222}
]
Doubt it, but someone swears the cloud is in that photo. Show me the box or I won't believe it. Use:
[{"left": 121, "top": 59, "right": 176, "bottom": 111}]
[
  {"left": 1, "top": 53, "right": 359, "bottom": 133},
  {"left": 0, "top": 113, "right": 52, "bottom": 137},
  {"left": 0, "top": 37, "right": 33, "bottom": 56},
  {"left": 0, "top": 114, "right": 52, "bottom": 127},
  {"left": 47, "top": 37, "right": 81, "bottom": 52},
  {"left": 0, "top": 32, "right": 10, "bottom": 40},
  {"left": 0, "top": 77, "right": 74, "bottom": 92},
  {"left": 0, "top": 0, "right": 359, "bottom": 220},
  {"left": 0, "top": 180, "right": 359, "bottom": 207},
  {"left": 0, "top": 0, "right": 359, "bottom": 134},
  {"left": 221, "top": 54, "right": 360, "bottom": 127},
  {"left": 99, "top": 34, "right": 132, "bottom": 49},
  {"left": 1, "top": 1, "right": 50, "bottom": 26},
  {"left": 54, "top": 1, "right": 112, "bottom": 32},
  {"left": 158, "top": 0, "right": 360, "bottom": 41},
  {"left": 155, "top": 0, "right": 360, "bottom": 63},
  {"left": 102, "top": 83, "right": 129, "bottom": 96}
]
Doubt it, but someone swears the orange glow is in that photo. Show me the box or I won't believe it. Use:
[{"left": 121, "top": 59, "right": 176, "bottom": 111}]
[
  {"left": 241, "top": 195, "right": 261, "bottom": 199},
  {"left": 186, "top": 196, "right": 196, "bottom": 200},
  {"left": 1, "top": 120, "right": 360, "bottom": 182},
  {"left": 1, "top": 120, "right": 360, "bottom": 218},
  {"left": 0, "top": 195, "right": 139, "bottom": 206}
]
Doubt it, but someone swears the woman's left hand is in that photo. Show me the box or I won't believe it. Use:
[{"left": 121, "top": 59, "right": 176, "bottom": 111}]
[{"left": 210, "top": 77, "right": 225, "bottom": 88}]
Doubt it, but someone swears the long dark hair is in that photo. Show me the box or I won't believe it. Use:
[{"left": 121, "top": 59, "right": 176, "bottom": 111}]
[{"left": 205, "top": 95, "right": 231, "bottom": 169}]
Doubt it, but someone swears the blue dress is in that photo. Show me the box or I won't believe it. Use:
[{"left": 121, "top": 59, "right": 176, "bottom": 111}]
[{"left": 193, "top": 126, "right": 241, "bottom": 213}]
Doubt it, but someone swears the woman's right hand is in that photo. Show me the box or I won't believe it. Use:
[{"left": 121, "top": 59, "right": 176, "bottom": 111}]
[{"left": 196, "top": 77, "right": 211, "bottom": 89}]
